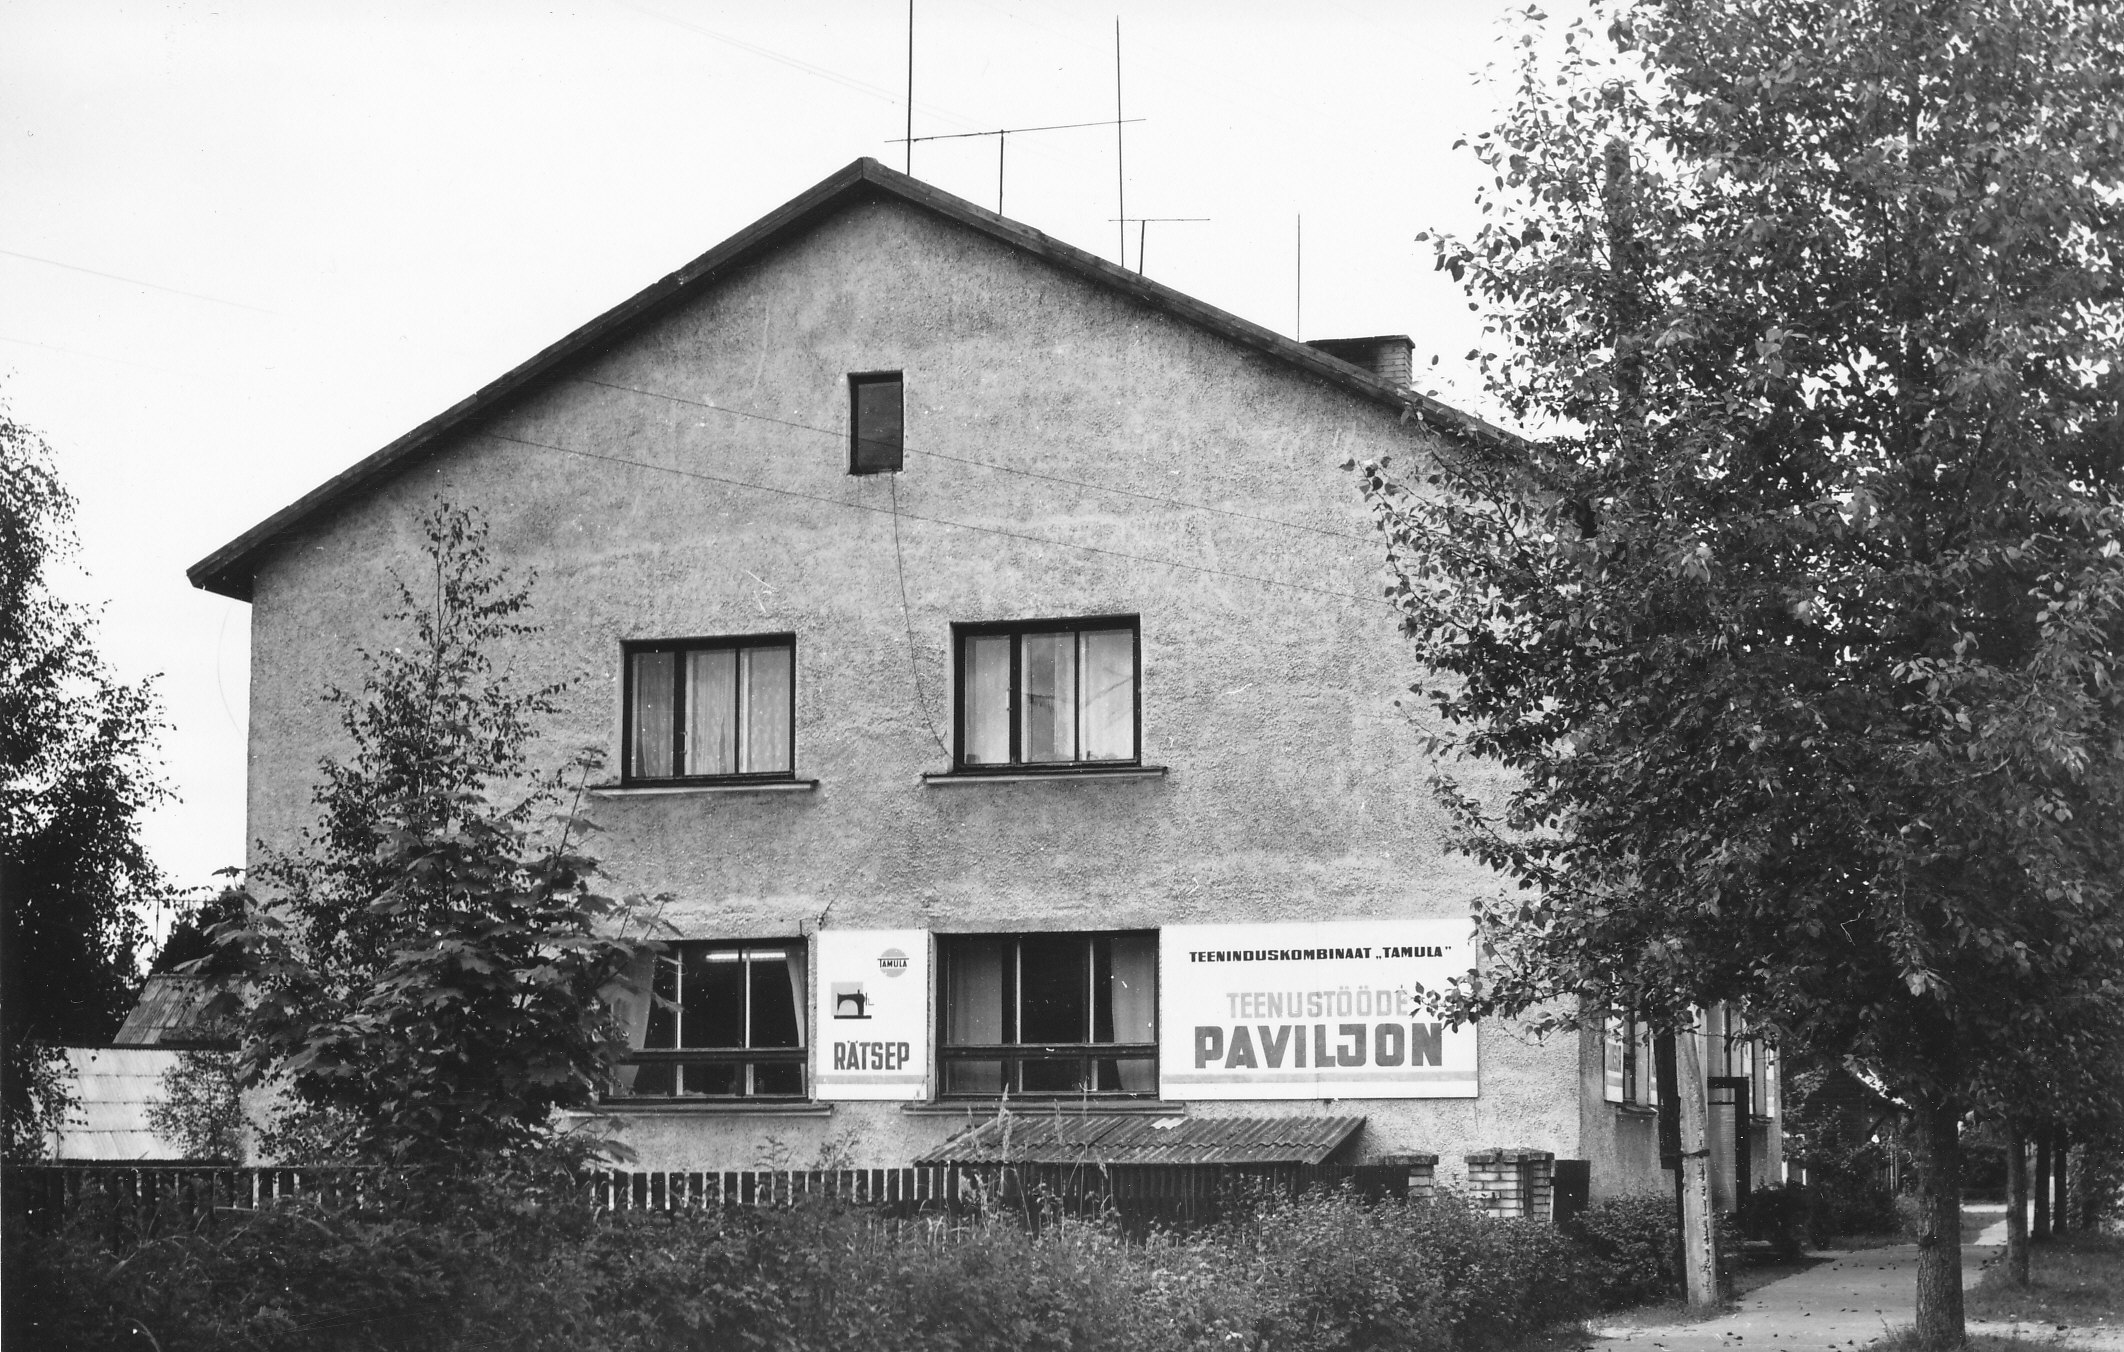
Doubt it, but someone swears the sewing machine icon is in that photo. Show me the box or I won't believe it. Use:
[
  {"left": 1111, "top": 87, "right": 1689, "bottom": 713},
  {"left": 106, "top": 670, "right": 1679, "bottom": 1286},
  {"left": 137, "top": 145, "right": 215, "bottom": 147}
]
[{"left": 832, "top": 982, "right": 871, "bottom": 1019}]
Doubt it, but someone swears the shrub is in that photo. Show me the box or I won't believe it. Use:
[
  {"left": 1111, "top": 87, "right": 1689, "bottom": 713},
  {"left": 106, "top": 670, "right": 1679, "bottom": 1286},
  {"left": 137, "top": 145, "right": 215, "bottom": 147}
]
[
  {"left": 1569, "top": 1194, "right": 1680, "bottom": 1310},
  {"left": 3, "top": 1173, "right": 1608, "bottom": 1352}
]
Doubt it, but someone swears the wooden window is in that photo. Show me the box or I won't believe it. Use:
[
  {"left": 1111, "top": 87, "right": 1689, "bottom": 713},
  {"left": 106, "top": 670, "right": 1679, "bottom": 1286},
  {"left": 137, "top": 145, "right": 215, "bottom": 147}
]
[
  {"left": 849, "top": 372, "right": 904, "bottom": 474},
  {"left": 615, "top": 942, "right": 807, "bottom": 1100},
  {"left": 624, "top": 635, "right": 794, "bottom": 784},
  {"left": 952, "top": 617, "right": 1139, "bottom": 771},
  {"left": 938, "top": 932, "right": 1157, "bottom": 1098}
]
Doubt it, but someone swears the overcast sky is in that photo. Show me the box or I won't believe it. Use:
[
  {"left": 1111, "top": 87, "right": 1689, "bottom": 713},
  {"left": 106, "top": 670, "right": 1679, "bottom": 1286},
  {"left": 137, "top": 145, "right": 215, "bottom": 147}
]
[{"left": 4, "top": 0, "right": 1539, "bottom": 919}]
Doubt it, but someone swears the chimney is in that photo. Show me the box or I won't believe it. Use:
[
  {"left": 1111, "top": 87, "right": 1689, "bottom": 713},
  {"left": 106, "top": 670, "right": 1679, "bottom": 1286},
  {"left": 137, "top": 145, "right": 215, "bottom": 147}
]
[{"left": 1307, "top": 334, "right": 1414, "bottom": 387}]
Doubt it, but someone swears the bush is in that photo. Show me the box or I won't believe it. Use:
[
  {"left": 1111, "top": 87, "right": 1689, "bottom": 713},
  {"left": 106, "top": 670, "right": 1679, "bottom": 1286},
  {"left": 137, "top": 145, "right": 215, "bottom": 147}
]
[
  {"left": 3, "top": 1174, "right": 1604, "bottom": 1352},
  {"left": 1569, "top": 1194, "right": 1680, "bottom": 1309}
]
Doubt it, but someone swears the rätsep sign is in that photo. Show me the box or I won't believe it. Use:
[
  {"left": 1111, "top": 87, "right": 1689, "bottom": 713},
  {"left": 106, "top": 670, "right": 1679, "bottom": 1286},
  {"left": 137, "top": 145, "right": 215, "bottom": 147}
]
[
  {"left": 812, "top": 930, "right": 928, "bottom": 1100},
  {"left": 1158, "top": 920, "right": 1478, "bottom": 1100}
]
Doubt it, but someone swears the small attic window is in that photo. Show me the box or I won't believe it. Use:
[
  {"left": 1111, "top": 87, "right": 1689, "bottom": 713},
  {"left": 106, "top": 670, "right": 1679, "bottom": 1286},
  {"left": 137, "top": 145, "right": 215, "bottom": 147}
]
[{"left": 849, "top": 372, "right": 904, "bottom": 474}]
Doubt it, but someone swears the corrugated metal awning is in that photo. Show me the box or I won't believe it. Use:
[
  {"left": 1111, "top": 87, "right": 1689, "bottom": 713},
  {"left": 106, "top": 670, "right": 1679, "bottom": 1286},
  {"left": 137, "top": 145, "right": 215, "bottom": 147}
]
[{"left": 915, "top": 1114, "right": 1365, "bottom": 1167}]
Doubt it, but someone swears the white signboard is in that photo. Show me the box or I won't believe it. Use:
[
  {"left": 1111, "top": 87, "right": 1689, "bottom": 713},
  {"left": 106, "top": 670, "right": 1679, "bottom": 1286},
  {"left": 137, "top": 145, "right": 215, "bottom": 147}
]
[
  {"left": 812, "top": 929, "right": 929, "bottom": 1100},
  {"left": 1159, "top": 920, "right": 1478, "bottom": 1100}
]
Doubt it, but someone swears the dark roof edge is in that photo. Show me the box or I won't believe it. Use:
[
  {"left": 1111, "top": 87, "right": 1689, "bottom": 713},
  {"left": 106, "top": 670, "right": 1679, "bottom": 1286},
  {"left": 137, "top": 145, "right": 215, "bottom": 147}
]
[{"left": 188, "top": 157, "right": 1518, "bottom": 601}]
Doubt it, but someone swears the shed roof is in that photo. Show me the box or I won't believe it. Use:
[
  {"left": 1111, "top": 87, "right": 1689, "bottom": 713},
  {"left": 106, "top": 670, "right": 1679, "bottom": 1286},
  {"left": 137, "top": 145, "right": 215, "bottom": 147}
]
[
  {"left": 187, "top": 156, "right": 1517, "bottom": 602},
  {"left": 49, "top": 1047, "right": 189, "bottom": 1161},
  {"left": 113, "top": 974, "right": 235, "bottom": 1050},
  {"left": 913, "top": 1113, "right": 1364, "bottom": 1167}
]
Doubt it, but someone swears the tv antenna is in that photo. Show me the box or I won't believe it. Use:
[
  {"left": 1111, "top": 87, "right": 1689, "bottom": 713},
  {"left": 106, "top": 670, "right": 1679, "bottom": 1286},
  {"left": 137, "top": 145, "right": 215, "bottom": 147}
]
[
  {"left": 1109, "top": 217, "right": 1210, "bottom": 275},
  {"left": 889, "top": 118, "right": 1145, "bottom": 215}
]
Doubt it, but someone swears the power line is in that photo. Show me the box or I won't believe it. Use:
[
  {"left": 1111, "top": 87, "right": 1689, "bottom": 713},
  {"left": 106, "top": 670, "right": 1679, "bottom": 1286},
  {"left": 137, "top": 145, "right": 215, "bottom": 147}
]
[
  {"left": 566, "top": 375, "right": 1373, "bottom": 545},
  {"left": 0, "top": 247, "right": 274, "bottom": 314},
  {"left": 476, "top": 428, "right": 1390, "bottom": 609}
]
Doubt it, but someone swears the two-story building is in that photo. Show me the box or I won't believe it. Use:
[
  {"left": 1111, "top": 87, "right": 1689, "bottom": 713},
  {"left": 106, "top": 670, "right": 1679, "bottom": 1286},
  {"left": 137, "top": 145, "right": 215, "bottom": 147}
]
[{"left": 188, "top": 158, "right": 1780, "bottom": 1212}]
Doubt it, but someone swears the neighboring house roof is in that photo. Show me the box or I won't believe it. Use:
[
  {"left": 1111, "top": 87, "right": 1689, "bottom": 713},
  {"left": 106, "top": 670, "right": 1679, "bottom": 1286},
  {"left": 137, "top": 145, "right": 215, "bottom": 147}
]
[
  {"left": 914, "top": 1113, "right": 1365, "bottom": 1166},
  {"left": 113, "top": 974, "right": 235, "bottom": 1050},
  {"left": 188, "top": 156, "right": 1519, "bottom": 602},
  {"left": 48, "top": 1047, "right": 189, "bottom": 1161}
]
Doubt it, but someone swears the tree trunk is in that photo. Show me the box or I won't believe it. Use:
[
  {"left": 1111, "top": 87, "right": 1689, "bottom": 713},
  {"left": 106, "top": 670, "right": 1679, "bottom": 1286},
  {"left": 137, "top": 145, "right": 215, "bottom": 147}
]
[
  {"left": 2051, "top": 1126, "right": 2070, "bottom": 1235},
  {"left": 1674, "top": 1029, "right": 1720, "bottom": 1309},
  {"left": 2005, "top": 1125, "right": 2030, "bottom": 1286},
  {"left": 1910, "top": 1095, "right": 1966, "bottom": 1351},
  {"left": 2033, "top": 1128, "right": 2052, "bottom": 1239}
]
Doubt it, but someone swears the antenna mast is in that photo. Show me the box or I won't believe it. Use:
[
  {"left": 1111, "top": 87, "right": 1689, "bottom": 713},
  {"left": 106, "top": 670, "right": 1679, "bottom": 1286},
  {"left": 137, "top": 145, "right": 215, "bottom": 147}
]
[
  {"left": 905, "top": 1, "right": 914, "bottom": 173},
  {"left": 1115, "top": 18, "right": 1126, "bottom": 266}
]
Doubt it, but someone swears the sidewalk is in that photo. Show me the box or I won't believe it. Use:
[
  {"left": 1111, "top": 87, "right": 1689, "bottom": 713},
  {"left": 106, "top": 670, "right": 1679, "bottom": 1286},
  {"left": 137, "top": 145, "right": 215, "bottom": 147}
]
[{"left": 1582, "top": 1212, "right": 2121, "bottom": 1352}]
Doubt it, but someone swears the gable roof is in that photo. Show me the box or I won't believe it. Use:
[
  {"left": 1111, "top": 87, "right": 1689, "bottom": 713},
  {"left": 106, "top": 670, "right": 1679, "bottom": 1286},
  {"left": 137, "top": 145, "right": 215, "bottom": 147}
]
[{"left": 189, "top": 157, "right": 1516, "bottom": 601}]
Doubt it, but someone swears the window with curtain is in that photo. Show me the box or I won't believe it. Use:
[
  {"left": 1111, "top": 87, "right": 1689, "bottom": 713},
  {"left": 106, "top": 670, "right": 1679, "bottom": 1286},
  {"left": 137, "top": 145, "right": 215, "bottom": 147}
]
[
  {"left": 612, "top": 942, "right": 807, "bottom": 1099},
  {"left": 953, "top": 617, "right": 1138, "bottom": 770},
  {"left": 624, "top": 635, "right": 794, "bottom": 783},
  {"left": 937, "top": 932, "right": 1156, "bottom": 1097}
]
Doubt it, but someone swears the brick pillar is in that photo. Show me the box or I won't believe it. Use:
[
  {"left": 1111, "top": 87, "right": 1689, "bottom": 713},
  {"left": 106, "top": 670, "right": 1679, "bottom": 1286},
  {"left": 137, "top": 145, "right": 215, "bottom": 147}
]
[
  {"left": 1377, "top": 1152, "right": 1439, "bottom": 1201},
  {"left": 1464, "top": 1149, "right": 1558, "bottom": 1221}
]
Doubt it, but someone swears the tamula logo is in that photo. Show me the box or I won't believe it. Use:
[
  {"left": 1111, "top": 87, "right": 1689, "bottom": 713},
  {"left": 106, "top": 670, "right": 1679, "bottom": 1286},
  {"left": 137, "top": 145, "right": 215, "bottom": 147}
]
[{"left": 877, "top": 948, "right": 909, "bottom": 978}]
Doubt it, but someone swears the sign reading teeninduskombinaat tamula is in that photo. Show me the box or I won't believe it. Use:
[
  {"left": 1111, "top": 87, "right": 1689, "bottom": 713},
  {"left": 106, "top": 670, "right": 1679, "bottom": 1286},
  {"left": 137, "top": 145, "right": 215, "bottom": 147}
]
[{"left": 1158, "top": 920, "right": 1478, "bottom": 1100}]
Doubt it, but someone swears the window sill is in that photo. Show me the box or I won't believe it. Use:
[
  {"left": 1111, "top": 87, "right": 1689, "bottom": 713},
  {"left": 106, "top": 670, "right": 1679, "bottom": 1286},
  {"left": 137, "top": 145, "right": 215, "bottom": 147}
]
[
  {"left": 1612, "top": 1103, "right": 1658, "bottom": 1118},
  {"left": 590, "top": 780, "right": 820, "bottom": 798},
  {"left": 598, "top": 1100, "right": 835, "bottom": 1117},
  {"left": 920, "top": 766, "right": 1168, "bottom": 787},
  {"left": 902, "top": 1100, "right": 1187, "bottom": 1116}
]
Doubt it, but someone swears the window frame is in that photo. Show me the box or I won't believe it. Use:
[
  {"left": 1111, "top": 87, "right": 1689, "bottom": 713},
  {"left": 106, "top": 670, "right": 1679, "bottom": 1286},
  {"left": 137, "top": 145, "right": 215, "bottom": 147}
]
[
  {"left": 949, "top": 614, "right": 1142, "bottom": 774},
  {"left": 848, "top": 370, "right": 905, "bottom": 475},
  {"left": 613, "top": 939, "right": 809, "bottom": 1102},
  {"left": 934, "top": 930, "right": 1159, "bottom": 1101},
  {"left": 620, "top": 633, "right": 798, "bottom": 787}
]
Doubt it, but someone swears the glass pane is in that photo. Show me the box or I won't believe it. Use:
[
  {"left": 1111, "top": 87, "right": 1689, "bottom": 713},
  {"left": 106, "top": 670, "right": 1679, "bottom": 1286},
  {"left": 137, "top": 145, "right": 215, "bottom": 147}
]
[
  {"left": 630, "top": 651, "right": 675, "bottom": 778},
  {"left": 748, "top": 951, "right": 801, "bottom": 1048},
  {"left": 1021, "top": 1057, "right": 1086, "bottom": 1093},
  {"left": 644, "top": 954, "right": 679, "bottom": 1049},
  {"left": 753, "top": 1062, "right": 804, "bottom": 1097},
  {"left": 945, "top": 939, "right": 1006, "bottom": 1045},
  {"left": 1018, "top": 935, "right": 1089, "bottom": 1044},
  {"left": 682, "top": 1062, "right": 740, "bottom": 1097},
  {"left": 1114, "top": 1054, "right": 1157, "bottom": 1094},
  {"left": 944, "top": 1060, "right": 1003, "bottom": 1095},
  {"left": 631, "top": 1062, "right": 676, "bottom": 1095},
  {"left": 961, "top": 637, "right": 1010, "bottom": 765},
  {"left": 684, "top": 648, "right": 737, "bottom": 777},
  {"left": 740, "top": 645, "right": 793, "bottom": 774},
  {"left": 680, "top": 950, "right": 746, "bottom": 1049},
  {"left": 1020, "top": 633, "right": 1076, "bottom": 763},
  {"left": 853, "top": 376, "right": 904, "bottom": 473},
  {"left": 1108, "top": 934, "right": 1157, "bottom": 1044},
  {"left": 1079, "top": 630, "right": 1134, "bottom": 761}
]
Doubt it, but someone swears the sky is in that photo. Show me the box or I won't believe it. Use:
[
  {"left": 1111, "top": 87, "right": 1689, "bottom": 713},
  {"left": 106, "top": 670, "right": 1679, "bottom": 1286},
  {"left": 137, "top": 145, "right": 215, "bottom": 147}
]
[{"left": 3, "top": 0, "right": 1542, "bottom": 920}]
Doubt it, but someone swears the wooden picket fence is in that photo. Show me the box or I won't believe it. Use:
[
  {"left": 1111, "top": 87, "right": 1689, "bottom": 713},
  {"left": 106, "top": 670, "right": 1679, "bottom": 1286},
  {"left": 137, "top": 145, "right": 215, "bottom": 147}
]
[{"left": 5, "top": 1160, "right": 1423, "bottom": 1250}]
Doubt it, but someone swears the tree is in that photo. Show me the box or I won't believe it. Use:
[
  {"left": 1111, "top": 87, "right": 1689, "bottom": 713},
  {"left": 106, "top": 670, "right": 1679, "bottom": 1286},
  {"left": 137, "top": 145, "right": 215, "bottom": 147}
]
[
  {"left": 1, "top": 400, "right": 166, "bottom": 1158},
  {"left": 1358, "top": 2, "right": 2124, "bottom": 1344},
  {"left": 204, "top": 502, "right": 650, "bottom": 1166}
]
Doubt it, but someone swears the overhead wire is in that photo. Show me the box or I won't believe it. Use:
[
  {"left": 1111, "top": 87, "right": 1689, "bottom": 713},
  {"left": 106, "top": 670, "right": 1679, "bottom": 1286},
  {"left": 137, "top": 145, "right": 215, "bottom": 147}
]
[
  {"left": 474, "top": 427, "right": 1392, "bottom": 610},
  {"left": 567, "top": 375, "right": 1374, "bottom": 545}
]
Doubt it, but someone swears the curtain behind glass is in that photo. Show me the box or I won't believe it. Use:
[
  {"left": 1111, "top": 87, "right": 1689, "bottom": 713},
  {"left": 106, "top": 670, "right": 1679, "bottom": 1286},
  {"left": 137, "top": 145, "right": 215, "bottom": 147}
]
[
  {"left": 741, "top": 646, "right": 793, "bottom": 773},
  {"left": 631, "top": 651, "right": 675, "bottom": 777},
  {"left": 961, "top": 637, "right": 1010, "bottom": 765},
  {"left": 1020, "top": 632, "right": 1076, "bottom": 762},
  {"left": 945, "top": 939, "right": 1005, "bottom": 1094},
  {"left": 1109, "top": 935, "right": 1157, "bottom": 1092},
  {"left": 1079, "top": 630, "right": 1134, "bottom": 761},
  {"left": 684, "top": 648, "right": 737, "bottom": 776}
]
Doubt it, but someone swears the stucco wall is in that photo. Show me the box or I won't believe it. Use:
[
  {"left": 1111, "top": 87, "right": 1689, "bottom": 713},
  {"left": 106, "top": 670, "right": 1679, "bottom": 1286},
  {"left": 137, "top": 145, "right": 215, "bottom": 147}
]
[{"left": 243, "top": 194, "right": 1582, "bottom": 1182}]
